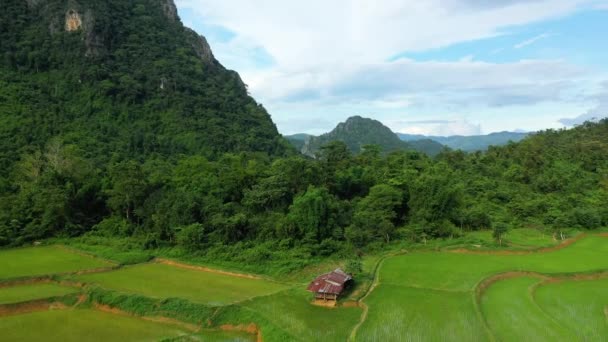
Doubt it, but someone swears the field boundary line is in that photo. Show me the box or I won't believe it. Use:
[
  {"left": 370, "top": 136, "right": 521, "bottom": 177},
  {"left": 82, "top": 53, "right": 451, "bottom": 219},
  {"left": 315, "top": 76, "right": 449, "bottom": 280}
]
[
  {"left": 154, "top": 258, "right": 276, "bottom": 281},
  {"left": 527, "top": 279, "right": 577, "bottom": 336},
  {"left": 93, "top": 302, "right": 202, "bottom": 332},
  {"left": 474, "top": 269, "right": 608, "bottom": 341},
  {"left": 449, "top": 233, "right": 589, "bottom": 255},
  {"left": 348, "top": 250, "right": 409, "bottom": 342},
  {"left": 0, "top": 264, "right": 119, "bottom": 287},
  {"left": 0, "top": 299, "right": 67, "bottom": 317},
  {"left": 55, "top": 245, "right": 118, "bottom": 266}
]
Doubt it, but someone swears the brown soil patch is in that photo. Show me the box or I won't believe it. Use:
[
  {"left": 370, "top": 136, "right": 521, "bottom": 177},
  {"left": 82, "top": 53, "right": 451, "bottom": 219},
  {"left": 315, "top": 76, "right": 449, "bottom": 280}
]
[
  {"left": 341, "top": 301, "right": 360, "bottom": 308},
  {"left": 93, "top": 303, "right": 200, "bottom": 332},
  {"left": 0, "top": 299, "right": 66, "bottom": 317},
  {"left": 451, "top": 233, "right": 588, "bottom": 255},
  {"left": 155, "top": 258, "right": 264, "bottom": 280},
  {"left": 219, "top": 323, "right": 261, "bottom": 342},
  {"left": 311, "top": 300, "right": 337, "bottom": 308}
]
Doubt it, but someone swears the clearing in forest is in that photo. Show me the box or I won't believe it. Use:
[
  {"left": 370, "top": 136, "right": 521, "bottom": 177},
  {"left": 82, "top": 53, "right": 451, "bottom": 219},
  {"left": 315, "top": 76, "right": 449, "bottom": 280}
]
[
  {"left": 0, "top": 246, "right": 114, "bottom": 281},
  {"left": 74, "top": 262, "right": 289, "bottom": 305}
]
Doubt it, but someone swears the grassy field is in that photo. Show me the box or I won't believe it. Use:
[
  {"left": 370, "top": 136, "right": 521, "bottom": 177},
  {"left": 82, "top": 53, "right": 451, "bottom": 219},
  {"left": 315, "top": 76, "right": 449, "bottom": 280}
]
[
  {"left": 1, "top": 232, "right": 607, "bottom": 341},
  {"left": 0, "top": 283, "right": 78, "bottom": 305},
  {"left": 0, "top": 246, "right": 113, "bottom": 280},
  {"left": 465, "top": 228, "right": 560, "bottom": 249},
  {"left": 358, "top": 235, "right": 608, "bottom": 341},
  {"left": 359, "top": 285, "right": 486, "bottom": 341},
  {"left": 240, "top": 288, "right": 361, "bottom": 342},
  {"left": 75, "top": 263, "right": 289, "bottom": 305},
  {"left": 481, "top": 276, "right": 576, "bottom": 341},
  {"left": 535, "top": 278, "right": 608, "bottom": 341},
  {"left": 0, "top": 309, "right": 251, "bottom": 341},
  {"left": 380, "top": 235, "right": 608, "bottom": 291}
]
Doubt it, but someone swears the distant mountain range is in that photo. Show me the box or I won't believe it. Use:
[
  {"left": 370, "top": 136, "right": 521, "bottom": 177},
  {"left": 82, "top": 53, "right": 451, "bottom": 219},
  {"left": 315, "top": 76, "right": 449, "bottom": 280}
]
[
  {"left": 397, "top": 131, "right": 530, "bottom": 152},
  {"left": 286, "top": 118, "right": 532, "bottom": 156},
  {"left": 286, "top": 116, "right": 446, "bottom": 157}
]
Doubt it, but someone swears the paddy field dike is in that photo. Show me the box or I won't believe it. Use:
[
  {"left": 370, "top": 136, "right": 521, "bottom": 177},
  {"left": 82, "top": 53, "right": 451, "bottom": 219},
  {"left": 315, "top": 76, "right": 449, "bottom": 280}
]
[{"left": 0, "top": 230, "right": 607, "bottom": 341}]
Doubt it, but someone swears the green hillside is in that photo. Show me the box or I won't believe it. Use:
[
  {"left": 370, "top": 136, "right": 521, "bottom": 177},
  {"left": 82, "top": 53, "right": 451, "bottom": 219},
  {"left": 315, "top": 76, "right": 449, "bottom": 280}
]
[
  {"left": 0, "top": 0, "right": 289, "bottom": 176},
  {"left": 300, "top": 116, "right": 446, "bottom": 157}
]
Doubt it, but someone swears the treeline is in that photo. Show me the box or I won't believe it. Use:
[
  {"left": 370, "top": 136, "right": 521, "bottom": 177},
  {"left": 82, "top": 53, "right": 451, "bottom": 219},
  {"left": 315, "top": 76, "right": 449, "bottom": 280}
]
[{"left": 1, "top": 120, "right": 607, "bottom": 256}]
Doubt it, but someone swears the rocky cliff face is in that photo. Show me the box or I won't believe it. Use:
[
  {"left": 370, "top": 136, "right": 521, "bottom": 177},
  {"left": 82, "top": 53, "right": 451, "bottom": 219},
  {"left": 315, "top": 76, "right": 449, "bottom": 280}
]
[
  {"left": 0, "top": 0, "right": 288, "bottom": 163},
  {"left": 22, "top": 0, "right": 215, "bottom": 62}
]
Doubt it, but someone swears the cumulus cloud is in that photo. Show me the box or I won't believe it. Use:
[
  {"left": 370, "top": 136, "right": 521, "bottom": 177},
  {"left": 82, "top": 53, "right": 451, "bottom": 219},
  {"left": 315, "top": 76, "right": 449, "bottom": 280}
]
[
  {"left": 176, "top": 0, "right": 604, "bottom": 133},
  {"left": 249, "top": 58, "right": 584, "bottom": 108}
]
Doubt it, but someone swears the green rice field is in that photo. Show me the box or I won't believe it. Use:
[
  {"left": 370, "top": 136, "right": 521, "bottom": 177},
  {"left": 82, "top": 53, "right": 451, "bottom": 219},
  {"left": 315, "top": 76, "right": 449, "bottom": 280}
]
[
  {"left": 0, "top": 283, "right": 78, "bottom": 305},
  {"left": 75, "top": 262, "right": 288, "bottom": 305},
  {"left": 0, "top": 246, "right": 113, "bottom": 280},
  {"left": 0, "top": 309, "right": 251, "bottom": 342},
  {"left": 357, "top": 235, "right": 608, "bottom": 341},
  {"left": 1, "top": 233, "right": 607, "bottom": 341}
]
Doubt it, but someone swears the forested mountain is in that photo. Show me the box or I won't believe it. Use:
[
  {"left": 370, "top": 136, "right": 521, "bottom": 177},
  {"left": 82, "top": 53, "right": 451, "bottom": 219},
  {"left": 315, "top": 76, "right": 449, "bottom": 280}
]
[
  {"left": 398, "top": 131, "right": 530, "bottom": 151},
  {"left": 0, "top": 1, "right": 606, "bottom": 273},
  {"left": 299, "top": 116, "right": 446, "bottom": 157},
  {"left": 0, "top": 0, "right": 289, "bottom": 177}
]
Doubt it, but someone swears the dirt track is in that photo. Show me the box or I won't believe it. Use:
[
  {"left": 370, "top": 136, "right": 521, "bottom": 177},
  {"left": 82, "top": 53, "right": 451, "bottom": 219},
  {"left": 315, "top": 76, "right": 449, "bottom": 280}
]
[{"left": 155, "top": 258, "right": 265, "bottom": 280}]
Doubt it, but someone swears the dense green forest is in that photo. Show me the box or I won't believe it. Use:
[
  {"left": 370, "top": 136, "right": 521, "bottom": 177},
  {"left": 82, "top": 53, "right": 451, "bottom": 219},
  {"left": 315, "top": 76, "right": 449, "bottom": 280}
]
[
  {"left": 1, "top": 119, "right": 607, "bottom": 258},
  {"left": 0, "top": 0, "right": 607, "bottom": 270}
]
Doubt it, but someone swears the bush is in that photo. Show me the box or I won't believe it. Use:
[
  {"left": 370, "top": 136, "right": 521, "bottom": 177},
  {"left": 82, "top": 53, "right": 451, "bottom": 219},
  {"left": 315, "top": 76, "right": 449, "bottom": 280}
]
[{"left": 176, "top": 223, "right": 205, "bottom": 250}]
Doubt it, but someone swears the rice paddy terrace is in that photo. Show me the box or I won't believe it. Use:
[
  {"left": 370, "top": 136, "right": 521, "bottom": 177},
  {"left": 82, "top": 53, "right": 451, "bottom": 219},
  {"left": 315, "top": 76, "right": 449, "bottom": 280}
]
[{"left": 0, "top": 232, "right": 607, "bottom": 341}]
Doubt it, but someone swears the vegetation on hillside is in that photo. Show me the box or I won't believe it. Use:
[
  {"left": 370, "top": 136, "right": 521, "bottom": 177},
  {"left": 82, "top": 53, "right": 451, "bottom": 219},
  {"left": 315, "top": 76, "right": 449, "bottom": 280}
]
[
  {"left": 1, "top": 117, "right": 606, "bottom": 271},
  {"left": 0, "top": 1, "right": 606, "bottom": 273},
  {"left": 299, "top": 116, "right": 446, "bottom": 157}
]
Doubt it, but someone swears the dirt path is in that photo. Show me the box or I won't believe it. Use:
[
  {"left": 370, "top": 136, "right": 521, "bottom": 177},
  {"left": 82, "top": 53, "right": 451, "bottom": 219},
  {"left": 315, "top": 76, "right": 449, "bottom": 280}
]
[
  {"left": 450, "top": 233, "right": 590, "bottom": 255},
  {"left": 154, "top": 258, "right": 267, "bottom": 280},
  {"left": 94, "top": 303, "right": 201, "bottom": 332}
]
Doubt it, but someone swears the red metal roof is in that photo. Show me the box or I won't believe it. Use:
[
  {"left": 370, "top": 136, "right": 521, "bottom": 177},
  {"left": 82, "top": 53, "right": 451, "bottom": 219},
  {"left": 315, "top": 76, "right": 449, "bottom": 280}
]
[{"left": 306, "top": 268, "right": 353, "bottom": 295}]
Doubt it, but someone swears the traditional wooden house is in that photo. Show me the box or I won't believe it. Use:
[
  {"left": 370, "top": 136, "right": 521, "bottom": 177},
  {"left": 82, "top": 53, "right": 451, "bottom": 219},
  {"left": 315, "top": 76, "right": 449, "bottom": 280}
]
[{"left": 306, "top": 268, "right": 353, "bottom": 301}]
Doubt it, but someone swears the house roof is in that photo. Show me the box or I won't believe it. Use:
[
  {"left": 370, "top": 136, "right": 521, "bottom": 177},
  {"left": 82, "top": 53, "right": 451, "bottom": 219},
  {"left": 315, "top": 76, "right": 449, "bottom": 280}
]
[{"left": 306, "top": 268, "right": 353, "bottom": 295}]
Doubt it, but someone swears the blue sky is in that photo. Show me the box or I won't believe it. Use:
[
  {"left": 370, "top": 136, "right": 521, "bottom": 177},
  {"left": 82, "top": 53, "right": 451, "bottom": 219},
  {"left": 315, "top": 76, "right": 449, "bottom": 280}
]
[{"left": 176, "top": 0, "right": 608, "bottom": 136}]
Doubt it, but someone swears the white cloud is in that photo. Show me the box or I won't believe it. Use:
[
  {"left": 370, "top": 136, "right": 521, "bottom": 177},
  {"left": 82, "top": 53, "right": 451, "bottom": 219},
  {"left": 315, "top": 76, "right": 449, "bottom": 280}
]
[
  {"left": 249, "top": 58, "right": 585, "bottom": 106},
  {"left": 175, "top": 0, "right": 604, "bottom": 134},
  {"left": 396, "top": 119, "right": 482, "bottom": 136},
  {"left": 514, "top": 33, "right": 552, "bottom": 49}
]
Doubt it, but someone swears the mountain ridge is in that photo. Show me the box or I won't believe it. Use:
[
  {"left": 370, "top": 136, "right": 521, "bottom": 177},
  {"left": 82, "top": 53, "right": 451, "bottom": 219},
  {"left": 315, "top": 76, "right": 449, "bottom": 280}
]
[
  {"left": 294, "top": 116, "right": 446, "bottom": 157},
  {"left": 397, "top": 131, "right": 530, "bottom": 151}
]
